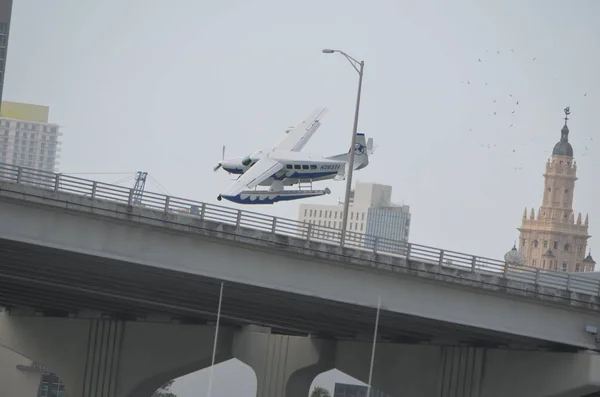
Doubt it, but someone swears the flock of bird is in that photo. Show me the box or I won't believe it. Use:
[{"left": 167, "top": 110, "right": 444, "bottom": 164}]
[{"left": 455, "top": 48, "right": 594, "bottom": 172}]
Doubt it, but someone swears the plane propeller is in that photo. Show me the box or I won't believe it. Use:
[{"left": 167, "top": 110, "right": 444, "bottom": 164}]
[{"left": 213, "top": 145, "right": 226, "bottom": 172}]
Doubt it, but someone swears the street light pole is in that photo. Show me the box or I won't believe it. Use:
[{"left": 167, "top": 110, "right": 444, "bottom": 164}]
[{"left": 322, "top": 49, "right": 365, "bottom": 246}]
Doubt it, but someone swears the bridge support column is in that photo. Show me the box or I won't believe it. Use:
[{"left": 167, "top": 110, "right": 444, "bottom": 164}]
[
  {"left": 336, "top": 341, "right": 600, "bottom": 397},
  {"left": 480, "top": 348, "right": 600, "bottom": 397},
  {"left": 233, "top": 326, "right": 335, "bottom": 397},
  {"left": 336, "top": 341, "right": 450, "bottom": 396},
  {"left": 0, "top": 313, "right": 233, "bottom": 397}
]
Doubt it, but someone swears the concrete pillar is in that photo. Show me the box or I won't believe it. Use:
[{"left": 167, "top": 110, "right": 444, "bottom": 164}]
[
  {"left": 480, "top": 349, "right": 600, "bottom": 397},
  {"left": 233, "top": 326, "right": 335, "bottom": 397},
  {"left": 336, "top": 341, "right": 443, "bottom": 396},
  {"left": 0, "top": 313, "right": 233, "bottom": 397},
  {"left": 336, "top": 341, "right": 600, "bottom": 397}
]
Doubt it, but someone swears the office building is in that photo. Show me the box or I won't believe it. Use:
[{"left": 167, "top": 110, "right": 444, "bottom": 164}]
[
  {"left": 517, "top": 107, "right": 595, "bottom": 272},
  {"left": 334, "top": 382, "right": 391, "bottom": 397},
  {"left": 37, "top": 373, "right": 65, "bottom": 397},
  {"left": 0, "top": 101, "right": 62, "bottom": 172},
  {"left": 0, "top": 0, "right": 12, "bottom": 111},
  {"left": 298, "top": 182, "right": 411, "bottom": 247}
]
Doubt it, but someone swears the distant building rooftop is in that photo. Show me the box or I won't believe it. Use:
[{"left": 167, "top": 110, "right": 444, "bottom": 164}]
[{"left": 0, "top": 101, "right": 50, "bottom": 123}]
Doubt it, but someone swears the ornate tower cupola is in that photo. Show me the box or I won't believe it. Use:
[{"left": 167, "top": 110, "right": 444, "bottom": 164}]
[
  {"left": 552, "top": 106, "right": 574, "bottom": 157},
  {"left": 583, "top": 251, "right": 596, "bottom": 269},
  {"left": 539, "top": 106, "right": 578, "bottom": 222}
]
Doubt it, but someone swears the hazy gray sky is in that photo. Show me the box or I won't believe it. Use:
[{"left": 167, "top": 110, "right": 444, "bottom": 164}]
[{"left": 5, "top": 0, "right": 600, "bottom": 396}]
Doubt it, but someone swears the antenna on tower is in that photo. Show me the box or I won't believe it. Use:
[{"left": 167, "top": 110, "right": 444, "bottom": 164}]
[
  {"left": 132, "top": 171, "right": 148, "bottom": 204},
  {"left": 564, "top": 106, "right": 571, "bottom": 124}
]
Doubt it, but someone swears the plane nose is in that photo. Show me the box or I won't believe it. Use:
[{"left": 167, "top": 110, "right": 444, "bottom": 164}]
[{"left": 222, "top": 159, "right": 243, "bottom": 172}]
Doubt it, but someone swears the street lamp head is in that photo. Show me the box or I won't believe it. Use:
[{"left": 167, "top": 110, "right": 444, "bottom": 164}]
[{"left": 322, "top": 49, "right": 335, "bottom": 54}]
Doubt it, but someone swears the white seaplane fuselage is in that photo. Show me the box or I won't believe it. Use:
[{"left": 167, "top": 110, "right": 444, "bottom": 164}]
[{"left": 220, "top": 150, "right": 348, "bottom": 188}]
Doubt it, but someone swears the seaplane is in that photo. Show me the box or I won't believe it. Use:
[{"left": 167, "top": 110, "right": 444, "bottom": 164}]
[{"left": 213, "top": 108, "right": 373, "bottom": 204}]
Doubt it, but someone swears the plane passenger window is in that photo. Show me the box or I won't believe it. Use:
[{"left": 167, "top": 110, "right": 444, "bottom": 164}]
[
  {"left": 310, "top": 165, "right": 317, "bottom": 169},
  {"left": 294, "top": 165, "right": 301, "bottom": 170},
  {"left": 302, "top": 165, "right": 309, "bottom": 170},
  {"left": 286, "top": 165, "right": 293, "bottom": 169}
]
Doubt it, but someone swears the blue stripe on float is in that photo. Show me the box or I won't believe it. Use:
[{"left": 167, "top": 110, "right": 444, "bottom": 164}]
[{"left": 221, "top": 192, "right": 326, "bottom": 205}]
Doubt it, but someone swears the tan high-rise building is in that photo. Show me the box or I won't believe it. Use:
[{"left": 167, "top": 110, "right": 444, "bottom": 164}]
[
  {"left": 518, "top": 107, "right": 595, "bottom": 273},
  {"left": 0, "top": 101, "right": 62, "bottom": 172}
]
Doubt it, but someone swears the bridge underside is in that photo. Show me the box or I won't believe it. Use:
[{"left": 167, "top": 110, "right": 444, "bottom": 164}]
[{"left": 0, "top": 237, "right": 579, "bottom": 352}]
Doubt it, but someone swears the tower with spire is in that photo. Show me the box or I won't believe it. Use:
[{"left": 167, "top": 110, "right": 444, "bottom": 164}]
[{"left": 517, "top": 107, "right": 595, "bottom": 272}]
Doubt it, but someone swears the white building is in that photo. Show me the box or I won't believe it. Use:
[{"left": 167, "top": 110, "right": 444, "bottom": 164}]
[
  {"left": 298, "top": 182, "right": 411, "bottom": 247},
  {"left": 0, "top": 101, "right": 61, "bottom": 172}
]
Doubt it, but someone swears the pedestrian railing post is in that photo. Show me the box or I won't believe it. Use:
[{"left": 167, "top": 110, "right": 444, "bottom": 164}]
[
  {"left": 438, "top": 250, "right": 444, "bottom": 267},
  {"left": 200, "top": 203, "right": 206, "bottom": 220},
  {"left": 271, "top": 217, "right": 277, "bottom": 234},
  {"left": 54, "top": 174, "right": 60, "bottom": 192},
  {"left": 16, "top": 167, "right": 22, "bottom": 184},
  {"left": 164, "top": 196, "right": 170, "bottom": 212},
  {"left": 471, "top": 256, "right": 477, "bottom": 272},
  {"left": 91, "top": 182, "right": 97, "bottom": 199},
  {"left": 236, "top": 210, "right": 242, "bottom": 228},
  {"left": 373, "top": 237, "right": 378, "bottom": 254}
]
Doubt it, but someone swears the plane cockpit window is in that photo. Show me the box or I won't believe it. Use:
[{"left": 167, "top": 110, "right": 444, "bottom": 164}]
[
  {"left": 241, "top": 156, "right": 252, "bottom": 166},
  {"left": 310, "top": 165, "right": 317, "bottom": 170},
  {"left": 286, "top": 165, "right": 293, "bottom": 169},
  {"left": 302, "top": 165, "right": 309, "bottom": 170},
  {"left": 294, "top": 165, "right": 301, "bottom": 170}
]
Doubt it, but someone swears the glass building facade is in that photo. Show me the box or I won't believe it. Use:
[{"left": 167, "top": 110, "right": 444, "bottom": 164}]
[
  {"left": 365, "top": 206, "right": 411, "bottom": 252},
  {"left": 0, "top": 0, "right": 12, "bottom": 110},
  {"left": 334, "top": 382, "right": 392, "bottom": 397}
]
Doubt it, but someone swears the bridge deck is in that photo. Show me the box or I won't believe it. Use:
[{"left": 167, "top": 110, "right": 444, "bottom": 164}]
[
  {"left": 0, "top": 163, "right": 599, "bottom": 351},
  {"left": 0, "top": 237, "right": 580, "bottom": 352}
]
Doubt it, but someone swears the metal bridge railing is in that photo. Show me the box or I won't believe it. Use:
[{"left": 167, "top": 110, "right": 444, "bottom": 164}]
[{"left": 1, "top": 162, "right": 598, "bottom": 297}]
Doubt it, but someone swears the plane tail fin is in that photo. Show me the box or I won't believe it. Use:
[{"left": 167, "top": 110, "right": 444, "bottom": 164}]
[{"left": 326, "top": 133, "right": 373, "bottom": 170}]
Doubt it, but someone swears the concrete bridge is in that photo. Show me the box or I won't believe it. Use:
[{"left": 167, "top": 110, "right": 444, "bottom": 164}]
[{"left": 1, "top": 163, "right": 600, "bottom": 397}]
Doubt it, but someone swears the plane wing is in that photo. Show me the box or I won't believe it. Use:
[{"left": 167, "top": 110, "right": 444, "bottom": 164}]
[
  {"left": 273, "top": 108, "right": 328, "bottom": 152},
  {"left": 220, "top": 157, "right": 284, "bottom": 197}
]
